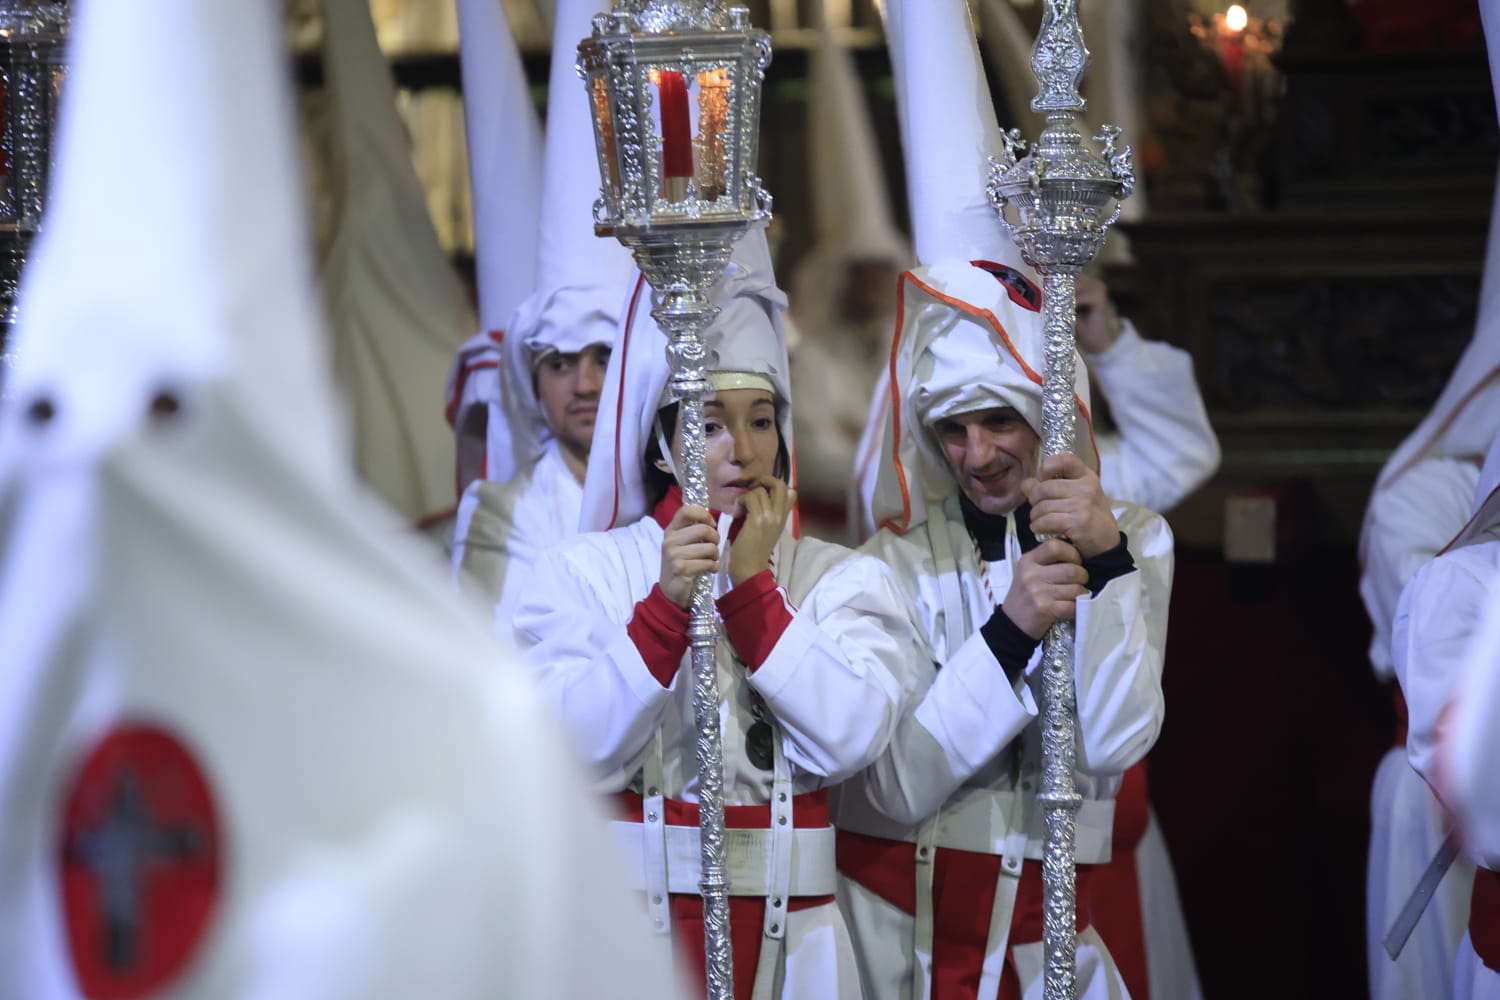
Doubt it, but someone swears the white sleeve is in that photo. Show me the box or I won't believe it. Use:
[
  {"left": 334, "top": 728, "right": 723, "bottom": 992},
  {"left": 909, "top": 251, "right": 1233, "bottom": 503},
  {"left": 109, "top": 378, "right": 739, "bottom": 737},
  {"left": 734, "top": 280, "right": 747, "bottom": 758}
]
[
  {"left": 748, "top": 555, "right": 920, "bottom": 784},
  {"left": 847, "top": 625, "right": 1040, "bottom": 826},
  {"left": 1448, "top": 575, "right": 1500, "bottom": 868},
  {"left": 513, "top": 546, "right": 674, "bottom": 787},
  {"left": 1069, "top": 504, "right": 1172, "bottom": 775},
  {"left": 1087, "top": 322, "right": 1220, "bottom": 514},
  {"left": 1393, "top": 547, "right": 1494, "bottom": 796},
  {"left": 1359, "top": 457, "right": 1480, "bottom": 679}
]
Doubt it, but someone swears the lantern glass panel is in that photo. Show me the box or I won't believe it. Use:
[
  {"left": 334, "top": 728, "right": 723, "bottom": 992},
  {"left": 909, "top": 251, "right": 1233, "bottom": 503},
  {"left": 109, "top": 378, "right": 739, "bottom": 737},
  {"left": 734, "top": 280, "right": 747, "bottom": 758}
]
[
  {"left": 646, "top": 61, "right": 735, "bottom": 209},
  {"left": 590, "top": 72, "right": 620, "bottom": 200}
]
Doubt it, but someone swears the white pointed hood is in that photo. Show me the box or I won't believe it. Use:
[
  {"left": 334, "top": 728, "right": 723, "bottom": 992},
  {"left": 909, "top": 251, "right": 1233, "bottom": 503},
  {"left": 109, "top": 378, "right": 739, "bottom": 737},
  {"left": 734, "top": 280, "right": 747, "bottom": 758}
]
[
  {"left": 498, "top": 0, "right": 636, "bottom": 475},
  {"left": 579, "top": 226, "right": 790, "bottom": 534},
  {"left": 1358, "top": 162, "right": 1500, "bottom": 661},
  {"left": 445, "top": 0, "right": 546, "bottom": 493},
  {"left": 318, "top": 0, "right": 477, "bottom": 524},
  {"left": 861, "top": 0, "right": 1093, "bottom": 534},
  {"left": 0, "top": 2, "right": 687, "bottom": 996},
  {"left": 791, "top": 13, "right": 911, "bottom": 328}
]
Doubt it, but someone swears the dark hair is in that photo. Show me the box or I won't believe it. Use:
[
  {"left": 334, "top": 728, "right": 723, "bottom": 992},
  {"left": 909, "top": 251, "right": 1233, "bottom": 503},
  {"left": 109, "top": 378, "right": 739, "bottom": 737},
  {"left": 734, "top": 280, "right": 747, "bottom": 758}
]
[{"left": 643, "top": 400, "right": 791, "bottom": 509}]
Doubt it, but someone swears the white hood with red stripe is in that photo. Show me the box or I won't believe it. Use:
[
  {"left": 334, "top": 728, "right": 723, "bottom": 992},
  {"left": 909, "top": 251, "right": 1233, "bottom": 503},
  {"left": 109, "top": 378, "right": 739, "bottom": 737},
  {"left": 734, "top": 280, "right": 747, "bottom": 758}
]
[{"left": 864, "top": 259, "right": 1095, "bottom": 534}]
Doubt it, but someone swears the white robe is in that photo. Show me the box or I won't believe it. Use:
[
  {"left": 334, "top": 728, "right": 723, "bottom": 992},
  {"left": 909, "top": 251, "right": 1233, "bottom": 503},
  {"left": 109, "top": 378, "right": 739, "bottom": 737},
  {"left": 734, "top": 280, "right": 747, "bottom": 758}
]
[
  {"left": 451, "top": 440, "right": 582, "bottom": 637},
  {"left": 835, "top": 496, "right": 1172, "bottom": 1000},
  {"left": 514, "top": 513, "right": 924, "bottom": 998},
  {"left": 1361, "top": 455, "right": 1479, "bottom": 1000},
  {"left": 1394, "top": 539, "right": 1500, "bottom": 1000},
  {"left": 1088, "top": 323, "right": 1220, "bottom": 517}
]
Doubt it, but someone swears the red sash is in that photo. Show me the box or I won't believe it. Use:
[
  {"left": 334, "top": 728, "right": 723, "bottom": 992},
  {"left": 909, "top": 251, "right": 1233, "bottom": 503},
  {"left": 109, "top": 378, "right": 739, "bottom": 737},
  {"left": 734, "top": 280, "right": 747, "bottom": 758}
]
[
  {"left": 616, "top": 790, "right": 835, "bottom": 1000},
  {"left": 837, "top": 828, "right": 1097, "bottom": 1000},
  {"left": 1087, "top": 762, "right": 1151, "bottom": 1000},
  {"left": 1471, "top": 866, "right": 1500, "bottom": 973}
]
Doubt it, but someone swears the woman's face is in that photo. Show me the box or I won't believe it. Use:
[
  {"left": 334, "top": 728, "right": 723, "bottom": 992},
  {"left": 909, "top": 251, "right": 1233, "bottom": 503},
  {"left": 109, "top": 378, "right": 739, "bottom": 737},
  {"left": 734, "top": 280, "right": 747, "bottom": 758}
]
[{"left": 664, "top": 388, "right": 780, "bottom": 516}]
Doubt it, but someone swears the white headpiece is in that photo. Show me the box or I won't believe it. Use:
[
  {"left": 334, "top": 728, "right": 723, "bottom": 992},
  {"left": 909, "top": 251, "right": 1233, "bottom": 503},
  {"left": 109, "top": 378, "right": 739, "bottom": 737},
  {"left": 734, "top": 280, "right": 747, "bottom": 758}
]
[
  {"left": 579, "top": 227, "right": 791, "bottom": 534},
  {"left": 790, "top": 11, "right": 912, "bottom": 327},
  {"left": 445, "top": 0, "right": 546, "bottom": 492},
  {"left": 0, "top": 2, "right": 689, "bottom": 995},
  {"left": 862, "top": 0, "right": 1092, "bottom": 534},
  {"left": 499, "top": 0, "right": 637, "bottom": 474},
  {"left": 318, "top": 0, "right": 477, "bottom": 524}
]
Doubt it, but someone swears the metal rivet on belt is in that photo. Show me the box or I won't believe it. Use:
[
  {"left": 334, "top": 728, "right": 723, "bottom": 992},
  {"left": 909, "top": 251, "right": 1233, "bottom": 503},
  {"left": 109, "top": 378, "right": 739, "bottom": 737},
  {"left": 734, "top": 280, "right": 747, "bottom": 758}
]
[
  {"left": 777, "top": 792, "right": 787, "bottom": 802},
  {"left": 772, "top": 896, "right": 782, "bottom": 908},
  {"left": 778, "top": 815, "right": 787, "bottom": 826},
  {"left": 653, "top": 895, "right": 663, "bottom": 904},
  {"left": 647, "top": 786, "right": 659, "bottom": 797},
  {"left": 770, "top": 924, "right": 780, "bottom": 934},
  {"left": 647, "top": 811, "right": 658, "bottom": 822}
]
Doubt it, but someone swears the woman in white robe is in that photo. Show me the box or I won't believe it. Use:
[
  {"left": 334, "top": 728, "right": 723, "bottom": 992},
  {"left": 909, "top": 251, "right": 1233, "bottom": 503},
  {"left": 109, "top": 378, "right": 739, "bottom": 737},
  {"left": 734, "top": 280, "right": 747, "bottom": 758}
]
[{"left": 514, "top": 230, "right": 922, "bottom": 1000}]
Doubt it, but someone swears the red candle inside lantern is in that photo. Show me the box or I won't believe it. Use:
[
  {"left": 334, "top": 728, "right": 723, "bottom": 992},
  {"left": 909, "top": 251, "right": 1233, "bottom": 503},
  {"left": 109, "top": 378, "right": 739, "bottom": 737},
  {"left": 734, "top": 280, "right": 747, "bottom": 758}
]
[
  {"left": 657, "top": 70, "right": 693, "bottom": 180},
  {"left": 1215, "top": 5, "right": 1248, "bottom": 99}
]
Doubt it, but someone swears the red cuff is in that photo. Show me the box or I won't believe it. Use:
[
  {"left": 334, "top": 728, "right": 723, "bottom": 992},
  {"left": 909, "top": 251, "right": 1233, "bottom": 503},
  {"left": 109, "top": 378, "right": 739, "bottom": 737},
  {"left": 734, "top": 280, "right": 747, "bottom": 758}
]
[
  {"left": 715, "top": 570, "right": 796, "bottom": 671},
  {"left": 627, "top": 585, "right": 690, "bottom": 688}
]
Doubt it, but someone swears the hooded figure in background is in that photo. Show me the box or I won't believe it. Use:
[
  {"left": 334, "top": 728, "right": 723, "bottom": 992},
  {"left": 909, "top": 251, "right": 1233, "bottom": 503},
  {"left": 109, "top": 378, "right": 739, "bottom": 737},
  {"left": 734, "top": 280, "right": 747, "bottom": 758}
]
[
  {"left": 0, "top": 1, "right": 685, "bottom": 997},
  {"left": 829, "top": 1, "right": 1175, "bottom": 998},
  {"left": 1393, "top": 428, "right": 1500, "bottom": 1000},
  {"left": 515, "top": 226, "right": 923, "bottom": 1000},
  {"left": 1358, "top": 178, "right": 1500, "bottom": 1000},
  {"left": 315, "top": 0, "right": 476, "bottom": 534},
  {"left": 450, "top": 0, "right": 635, "bottom": 634},
  {"left": 788, "top": 9, "right": 912, "bottom": 539},
  {"left": 443, "top": 0, "right": 546, "bottom": 500}
]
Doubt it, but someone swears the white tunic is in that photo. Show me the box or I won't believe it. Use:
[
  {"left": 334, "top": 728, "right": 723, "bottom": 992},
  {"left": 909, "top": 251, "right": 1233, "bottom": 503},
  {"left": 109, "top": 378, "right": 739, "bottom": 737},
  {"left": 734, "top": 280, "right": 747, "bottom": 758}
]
[
  {"left": 835, "top": 496, "right": 1172, "bottom": 1000},
  {"left": 450, "top": 441, "right": 582, "bottom": 638},
  {"left": 1394, "top": 538, "right": 1500, "bottom": 1000},
  {"left": 514, "top": 512, "right": 923, "bottom": 997}
]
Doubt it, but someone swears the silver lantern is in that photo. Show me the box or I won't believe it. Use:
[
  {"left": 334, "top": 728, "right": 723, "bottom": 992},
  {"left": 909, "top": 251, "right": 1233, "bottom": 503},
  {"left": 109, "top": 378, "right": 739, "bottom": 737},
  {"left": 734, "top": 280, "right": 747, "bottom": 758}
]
[
  {"left": 0, "top": 0, "right": 67, "bottom": 386},
  {"left": 986, "top": 2, "right": 1133, "bottom": 999},
  {"left": 578, "top": 4, "right": 772, "bottom": 999}
]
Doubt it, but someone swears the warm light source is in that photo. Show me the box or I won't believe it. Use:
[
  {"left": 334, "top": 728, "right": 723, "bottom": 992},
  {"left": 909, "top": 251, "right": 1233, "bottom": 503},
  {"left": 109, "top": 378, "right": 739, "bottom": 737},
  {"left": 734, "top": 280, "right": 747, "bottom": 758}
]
[{"left": 1226, "top": 4, "right": 1248, "bottom": 32}]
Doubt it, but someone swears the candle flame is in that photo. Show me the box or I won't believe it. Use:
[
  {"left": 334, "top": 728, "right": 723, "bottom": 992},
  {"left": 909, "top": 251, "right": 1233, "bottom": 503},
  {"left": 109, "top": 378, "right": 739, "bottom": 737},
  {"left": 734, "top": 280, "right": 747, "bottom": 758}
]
[{"left": 1226, "top": 5, "right": 1248, "bottom": 32}]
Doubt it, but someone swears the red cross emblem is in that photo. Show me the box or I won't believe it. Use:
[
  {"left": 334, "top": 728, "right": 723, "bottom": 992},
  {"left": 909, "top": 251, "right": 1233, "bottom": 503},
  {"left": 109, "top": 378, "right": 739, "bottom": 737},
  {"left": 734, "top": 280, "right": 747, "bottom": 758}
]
[{"left": 59, "top": 724, "right": 221, "bottom": 999}]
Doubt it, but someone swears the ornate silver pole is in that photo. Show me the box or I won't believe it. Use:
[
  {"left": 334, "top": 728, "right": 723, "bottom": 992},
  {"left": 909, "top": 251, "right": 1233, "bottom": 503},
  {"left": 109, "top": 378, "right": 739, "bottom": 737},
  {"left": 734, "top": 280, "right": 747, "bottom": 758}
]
[
  {"left": 987, "top": 3, "right": 1133, "bottom": 999},
  {"left": 0, "top": 0, "right": 68, "bottom": 388},
  {"left": 579, "top": 6, "right": 772, "bottom": 998}
]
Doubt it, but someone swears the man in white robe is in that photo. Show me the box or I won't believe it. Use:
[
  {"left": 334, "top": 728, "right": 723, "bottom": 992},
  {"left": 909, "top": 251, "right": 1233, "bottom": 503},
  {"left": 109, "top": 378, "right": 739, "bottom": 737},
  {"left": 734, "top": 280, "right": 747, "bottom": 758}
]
[
  {"left": 0, "top": 1, "right": 685, "bottom": 997},
  {"left": 1360, "top": 174, "right": 1500, "bottom": 1000},
  {"left": 831, "top": 2, "right": 1172, "bottom": 998},
  {"left": 1393, "top": 431, "right": 1500, "bottom": 1000},
  {"left": 449, "top": 0, "right": 634, "bottom": 634}
]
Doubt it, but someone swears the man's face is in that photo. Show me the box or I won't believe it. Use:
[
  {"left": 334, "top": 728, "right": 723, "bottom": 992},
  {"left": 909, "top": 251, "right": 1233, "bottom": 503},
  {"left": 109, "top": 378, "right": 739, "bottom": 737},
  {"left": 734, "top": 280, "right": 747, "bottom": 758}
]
[
  {"left": 535, "top": 343, "right": 611, "bottom": 456},
  {"left": 930, "top": 406, "right": 1041, "bottom": 516}
]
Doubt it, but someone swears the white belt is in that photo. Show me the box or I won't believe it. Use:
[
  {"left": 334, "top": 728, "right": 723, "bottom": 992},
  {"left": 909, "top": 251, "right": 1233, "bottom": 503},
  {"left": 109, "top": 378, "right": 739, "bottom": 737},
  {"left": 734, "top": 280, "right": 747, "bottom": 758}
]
[
  {"left": 835, "top": 785, "right": 1116, "bottom": 864},
  {"left": 612, "top": 820, "right": 838, "bottom": 897}
]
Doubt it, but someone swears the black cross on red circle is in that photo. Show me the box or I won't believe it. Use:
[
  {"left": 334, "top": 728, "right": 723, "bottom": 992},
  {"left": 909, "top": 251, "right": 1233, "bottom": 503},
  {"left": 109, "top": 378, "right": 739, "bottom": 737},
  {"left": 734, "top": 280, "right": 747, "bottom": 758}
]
[{"left": 59, "top": 724, "right": 221, "bottom": 999}]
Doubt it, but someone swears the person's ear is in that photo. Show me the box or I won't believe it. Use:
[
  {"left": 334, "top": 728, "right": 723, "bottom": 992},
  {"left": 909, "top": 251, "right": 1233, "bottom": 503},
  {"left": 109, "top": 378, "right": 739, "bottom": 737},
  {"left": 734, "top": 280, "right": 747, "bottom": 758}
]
[{"left": 653, "top": 456, "right": 672, "bottom": 476}]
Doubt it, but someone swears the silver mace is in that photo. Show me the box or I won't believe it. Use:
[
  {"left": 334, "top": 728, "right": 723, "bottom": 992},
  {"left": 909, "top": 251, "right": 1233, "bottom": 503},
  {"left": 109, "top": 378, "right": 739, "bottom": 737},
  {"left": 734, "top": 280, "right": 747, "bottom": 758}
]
[
  {"left": 986, "top": 2, "right": 1133, "bottom": 998},
  {"left": 579, "top": 4, "right": 772, "bottom": 998}
]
